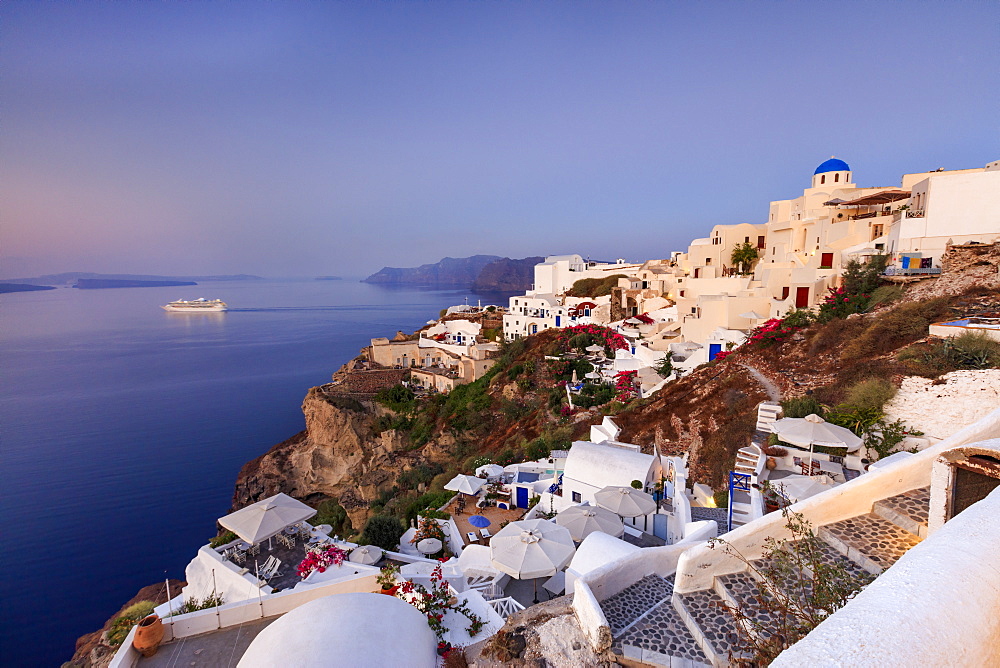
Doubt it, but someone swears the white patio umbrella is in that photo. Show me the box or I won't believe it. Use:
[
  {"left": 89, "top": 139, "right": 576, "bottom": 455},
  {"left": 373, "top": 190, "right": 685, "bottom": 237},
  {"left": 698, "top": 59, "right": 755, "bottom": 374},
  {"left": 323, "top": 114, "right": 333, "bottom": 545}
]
[
  {"left": 475, "top": 464, "right": 505, "bottom": 478},
  {"left": 594, "top": 486, "right": 657, "bottom": 518},
  {"left": 585, "top": 344, "right": 605, "bottom": 354},
  {"left": 219, "top": 493, "right": 317, "bottom": 545},
  {"left": 740, "top": 311, "right": 767, "bottom": 321},
  {"left": 348, "top": 545, "right": 381, "bottom": 565},
  {"left": 770, "top": 413, "right": 863, "bottom": 469},
  {"left": 491, "top": 519, "right": 575, "bottom": 603},
  {"left": 585, "top": 371, "right": 602, "bottom": 380},
  {"left": 555, "top": 504, "right": 624, "bottom": 541},
  {"left": 416, "top": 538, "right": 443, "bottom": 555},
  {"left": 444, "top": 474, "right": 487, "bottom": 496}
]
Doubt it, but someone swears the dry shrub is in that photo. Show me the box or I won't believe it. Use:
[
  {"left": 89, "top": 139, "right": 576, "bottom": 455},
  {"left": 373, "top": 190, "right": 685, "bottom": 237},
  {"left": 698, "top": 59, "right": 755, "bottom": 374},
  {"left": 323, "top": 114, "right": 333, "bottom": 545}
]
[
  {"left": 842, "top": 378, "right": 897, "bottom": 412},
  {"left": 807, "top": 317, "right": 867, "bottom": 356},
  {"left": 443, "top": 647, "right": 467, "bottom": 668},
  {"left": 841, "top": 298, "right": 951, "bottom": 361},
  {"left": 699, "top": 410, "right": 756, "bottom": 487}
]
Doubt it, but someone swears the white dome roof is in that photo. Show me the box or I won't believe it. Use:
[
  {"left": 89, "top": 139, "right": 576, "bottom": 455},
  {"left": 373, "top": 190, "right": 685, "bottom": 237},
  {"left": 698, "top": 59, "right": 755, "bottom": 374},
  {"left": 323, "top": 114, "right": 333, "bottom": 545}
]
[{"left": 238, "top": 592, "right": 437, "bottom": 668}]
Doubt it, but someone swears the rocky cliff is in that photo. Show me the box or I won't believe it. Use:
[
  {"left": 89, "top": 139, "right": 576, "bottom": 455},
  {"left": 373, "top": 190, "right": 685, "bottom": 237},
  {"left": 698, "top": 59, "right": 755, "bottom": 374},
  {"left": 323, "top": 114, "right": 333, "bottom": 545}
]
[
  {"left": 472, "top": 256, "right": 544, "bottom": 292},
  {"left": 232, "top": 387, "right": 437, "bottom": 529}
]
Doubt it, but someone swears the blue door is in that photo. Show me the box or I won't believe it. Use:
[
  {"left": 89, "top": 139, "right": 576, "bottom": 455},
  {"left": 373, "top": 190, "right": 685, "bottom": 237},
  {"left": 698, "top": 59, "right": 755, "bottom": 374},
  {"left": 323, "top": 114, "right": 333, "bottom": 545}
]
[
  {"left": 516, "top": 487, "right": 529, "bottom": 509},
  {"left": 709, "top": 343, "right": 722, "bottom": 361},
  {"left": 555, "top": 315, "right": 561, "bottom": 327}
]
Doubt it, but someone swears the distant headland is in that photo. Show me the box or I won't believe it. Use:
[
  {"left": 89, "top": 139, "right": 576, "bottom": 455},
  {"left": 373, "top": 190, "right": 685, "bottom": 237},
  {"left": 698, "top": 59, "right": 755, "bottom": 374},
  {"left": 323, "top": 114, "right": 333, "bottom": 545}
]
[
  {"left": 2, "top": 272, "right": 263, "bottom": 290},
  {"left": 364, "top": 255, "right": 543, "bottom": 291}
]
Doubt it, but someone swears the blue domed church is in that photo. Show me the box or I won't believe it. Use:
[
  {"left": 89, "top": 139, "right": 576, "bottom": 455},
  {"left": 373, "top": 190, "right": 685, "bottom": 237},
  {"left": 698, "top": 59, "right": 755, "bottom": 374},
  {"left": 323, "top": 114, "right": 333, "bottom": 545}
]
[{"left": 812, "top": 157, "right": 852, "bottom": 188}]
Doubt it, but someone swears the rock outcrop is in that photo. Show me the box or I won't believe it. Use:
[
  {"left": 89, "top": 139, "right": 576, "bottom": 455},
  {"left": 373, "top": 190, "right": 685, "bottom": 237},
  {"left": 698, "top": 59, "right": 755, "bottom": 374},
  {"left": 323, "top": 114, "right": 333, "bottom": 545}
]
[{"left": 232, "top": 387, "right": 422, "bottom": 529}]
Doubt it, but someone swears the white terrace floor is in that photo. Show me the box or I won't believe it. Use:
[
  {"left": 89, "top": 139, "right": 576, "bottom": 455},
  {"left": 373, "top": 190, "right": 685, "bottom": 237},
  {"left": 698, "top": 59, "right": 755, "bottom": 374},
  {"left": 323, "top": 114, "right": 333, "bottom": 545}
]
[{"left": 138, "top": 616, "right": 277, "bottom": 667}]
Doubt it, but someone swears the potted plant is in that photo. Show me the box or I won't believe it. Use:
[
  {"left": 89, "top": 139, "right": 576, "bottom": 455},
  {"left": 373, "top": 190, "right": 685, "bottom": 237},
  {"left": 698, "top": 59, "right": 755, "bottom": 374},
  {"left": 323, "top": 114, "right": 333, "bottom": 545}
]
[{"left": 376, "top": 563, "right": 400, "bottom": 595}]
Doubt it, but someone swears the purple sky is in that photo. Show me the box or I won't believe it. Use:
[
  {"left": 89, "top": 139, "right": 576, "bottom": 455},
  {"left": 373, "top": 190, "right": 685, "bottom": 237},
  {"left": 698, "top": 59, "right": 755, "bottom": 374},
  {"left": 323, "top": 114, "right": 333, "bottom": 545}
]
[{"left": 3, "top": 1, "right": 998, "bottom": 278}]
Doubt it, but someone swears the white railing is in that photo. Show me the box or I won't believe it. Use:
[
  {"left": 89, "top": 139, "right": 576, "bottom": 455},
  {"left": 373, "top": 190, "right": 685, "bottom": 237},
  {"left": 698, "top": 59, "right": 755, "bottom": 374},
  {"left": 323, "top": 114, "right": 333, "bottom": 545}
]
[{"left": 489, "top": 596, "right": 525, "bottom": 618}]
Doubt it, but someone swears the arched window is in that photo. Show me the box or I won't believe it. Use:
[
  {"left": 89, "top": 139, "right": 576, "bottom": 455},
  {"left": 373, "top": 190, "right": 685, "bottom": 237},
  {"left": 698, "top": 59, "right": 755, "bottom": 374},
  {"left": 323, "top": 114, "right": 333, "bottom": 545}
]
[
  {"left": 834, "top": 173, "right": 840, "bottom": 182},
  {"left": 820, "top": 175, "right": 826, "bottom": 184}
]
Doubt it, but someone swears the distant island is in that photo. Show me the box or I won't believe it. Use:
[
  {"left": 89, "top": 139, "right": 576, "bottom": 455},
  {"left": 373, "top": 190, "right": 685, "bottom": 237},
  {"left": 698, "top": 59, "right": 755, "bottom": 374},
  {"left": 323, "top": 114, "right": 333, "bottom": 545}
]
[
  {"left": 0, "top": 283, "right": 57, "bottom": 294},
  {"left": 3, "top": 272, "right": 263, "bottom": 286},
  {"left": 315, "top": 276, "right": 343, "bottom": 281},
  {"left": 74, "top": 279, "right": 198, "bottom": 289},
  {"left": 363, "top": 255, "right": 542, "bottom": 292}
]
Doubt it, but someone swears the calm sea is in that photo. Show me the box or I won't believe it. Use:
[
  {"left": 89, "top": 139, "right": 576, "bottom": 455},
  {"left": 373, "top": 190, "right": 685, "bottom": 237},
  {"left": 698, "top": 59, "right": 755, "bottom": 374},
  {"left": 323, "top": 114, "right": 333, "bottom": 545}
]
[{"left": 0, "top": 279, "right": 513, "bottom": 666}]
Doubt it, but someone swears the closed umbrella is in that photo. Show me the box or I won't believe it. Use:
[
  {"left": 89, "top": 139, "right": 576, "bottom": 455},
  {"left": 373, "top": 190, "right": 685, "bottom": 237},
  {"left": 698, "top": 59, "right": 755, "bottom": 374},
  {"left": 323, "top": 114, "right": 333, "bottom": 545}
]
[
  {"left": 444, "top": 474, "right": 487, "bottom": 496},
  {"left": 416, "top": 538, "right": 443, "bottom": 555},
  {"left": 491, "top": 519, "right": 575, "bottom": 603},
  {"left": 594, "top": 486, "right": 657, "bottom": 518},
  {"left": 555, "top": 505, "right": 624, "bottom": 541},
  {"left": 219, "top": 493, "right": 317, "bottom": 546},
  {"left": 348, "top": 545, "right": 381, "bottom": 565},
  {"left": 770, "top": 413, "right": 863, "bottom": 469}
]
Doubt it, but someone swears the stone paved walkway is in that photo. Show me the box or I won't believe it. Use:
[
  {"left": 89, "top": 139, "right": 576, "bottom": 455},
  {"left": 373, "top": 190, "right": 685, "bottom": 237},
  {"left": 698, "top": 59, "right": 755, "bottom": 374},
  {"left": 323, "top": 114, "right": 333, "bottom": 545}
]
[
  {"left": 601, "top": 574, "right": 674, "bottom": 635},
  {"left": 677, "top": 589, "right": 740, "bottom": 660},
  {"left": 818, "top": 513, "right": 922, "bottom": 574},
  {"left": 614, "top": 598, "right": 710, "bottom": 666},
  {"left": 874, "top": 487, "right": 930, "bottom": 537}
]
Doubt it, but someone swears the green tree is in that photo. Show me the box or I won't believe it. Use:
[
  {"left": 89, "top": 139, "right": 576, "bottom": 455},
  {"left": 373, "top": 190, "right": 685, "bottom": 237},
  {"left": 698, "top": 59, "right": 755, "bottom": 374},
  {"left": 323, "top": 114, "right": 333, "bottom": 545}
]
[
  {"left": 525, "top": 437, "right": 551, "bottom": 461},
  {"left": 654, "top": 354, "right": 673, "bottom": 377},
  {"left": 358, "top": 515, "right": 405, "bottom": 551},
  {"left": 730, "top": 241, "right": 760, "bottom": 275}
]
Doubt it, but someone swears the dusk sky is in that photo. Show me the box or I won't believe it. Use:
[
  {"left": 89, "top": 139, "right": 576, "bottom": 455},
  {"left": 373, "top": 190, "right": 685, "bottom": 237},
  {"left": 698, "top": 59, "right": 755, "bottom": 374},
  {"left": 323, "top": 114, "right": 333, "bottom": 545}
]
[{"left": 3, "top": 1, "right": 997, "bottom": 279}]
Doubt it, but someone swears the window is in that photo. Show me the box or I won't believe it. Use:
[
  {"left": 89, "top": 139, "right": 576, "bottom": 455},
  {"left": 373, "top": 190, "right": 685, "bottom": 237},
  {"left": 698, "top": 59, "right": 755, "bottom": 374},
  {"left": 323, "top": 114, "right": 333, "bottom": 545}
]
[
  {"left": 705, "top": 258, "right": 712, "bottom": 265},
  {"left": 820, "top": 253, "right": 834, "bottom": 269},
  {"left": 679, "top": 290, "right": 685, "bottom": 297},
  {"left": 821, "top": 174, "right": 826, "bottom": 184},
  {"left": 572, "top": 492, "right": 582, "bottom": 503},
  {"left": 745, "top": 236, "right": 750, "bottom": 243},
  {"left": 691, "top": 307, "right": 697, "bottom": 314},
  {"left": 757, "top": 236, "right": 766, "bottom": 249},
  {"left": 781, "top": 287, "right": 790, "bottom": 300},
  {"left": 834, "top": 173, "right": 840, "bottom": 182}
]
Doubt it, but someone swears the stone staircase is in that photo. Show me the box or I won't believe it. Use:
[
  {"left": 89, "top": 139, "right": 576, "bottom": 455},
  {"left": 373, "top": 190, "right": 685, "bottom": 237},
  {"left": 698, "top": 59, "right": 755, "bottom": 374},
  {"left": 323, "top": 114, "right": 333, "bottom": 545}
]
[{"left": 601, "top": 487, "right": 930, "bottom": 666}]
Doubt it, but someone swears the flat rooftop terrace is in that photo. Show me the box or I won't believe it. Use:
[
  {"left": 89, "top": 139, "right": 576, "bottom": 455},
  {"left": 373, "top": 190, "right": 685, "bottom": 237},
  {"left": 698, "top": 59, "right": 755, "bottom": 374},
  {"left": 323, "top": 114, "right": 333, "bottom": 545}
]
[{"left": 138, "top": 616, "right": 277, "bottom": 667}]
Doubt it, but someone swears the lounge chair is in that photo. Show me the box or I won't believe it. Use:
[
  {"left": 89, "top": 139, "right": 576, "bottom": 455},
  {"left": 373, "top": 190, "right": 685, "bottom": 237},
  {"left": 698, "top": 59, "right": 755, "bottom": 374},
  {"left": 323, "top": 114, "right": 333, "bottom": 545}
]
[
  {"left": 258, "top": 556, "right": 282, "bottom": 582},
  {"left": 480, "top": 528, "right": 492, "bottom": 539},
  {"left": 467, "top": 532, "right": 479, "bottom": 543}
]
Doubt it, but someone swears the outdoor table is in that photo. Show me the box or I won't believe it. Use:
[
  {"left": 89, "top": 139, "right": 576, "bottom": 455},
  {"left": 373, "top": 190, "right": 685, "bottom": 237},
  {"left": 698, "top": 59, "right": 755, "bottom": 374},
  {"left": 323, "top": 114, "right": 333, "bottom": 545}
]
[{"left": 237, "top": 542, "right": 251, "bottom": 551}]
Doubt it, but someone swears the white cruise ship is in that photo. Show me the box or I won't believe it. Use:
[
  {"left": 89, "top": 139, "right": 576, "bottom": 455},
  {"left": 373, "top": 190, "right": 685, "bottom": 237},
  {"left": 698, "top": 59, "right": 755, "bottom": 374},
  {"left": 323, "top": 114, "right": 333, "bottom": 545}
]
[{"left": 161, "top": 298, "right": 228, "bottom": 312}]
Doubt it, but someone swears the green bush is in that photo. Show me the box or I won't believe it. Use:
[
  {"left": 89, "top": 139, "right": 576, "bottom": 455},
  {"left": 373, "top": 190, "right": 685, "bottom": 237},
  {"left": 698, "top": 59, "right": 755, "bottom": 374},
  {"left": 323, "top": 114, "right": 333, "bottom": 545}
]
[
  {"left": 209, "top": 530, "right": 238, "bottom": 548},
  {"left": 780, "top": 396, "right": 824, "bottom": 419},
  {"left": 106, "top": 601, "right": 157, "bottom": 647},
  {"left": 398, "top": 463, "right": 443, "bottom": 491},
  {"left": 311, "top": 498, "right": 353, "bottom": 537},
  {"left": 525, "top": 437, "right": 551, "bottom": 461},
  {"left": 843, "top": 378, "right": 897, "bottom": 412},
  {"left": 375, "top": 384, "right": 416, "bottom": 413},
  {"left": 358, "top": 515, "right": 405, "bottom": 551},
  {"left": 944, "top": 331, "right": 1000, "bottom": 369},
  {"left": 404, "top": 491, "right": 455, "bottom": 523},
  {"left": 565, "top": 274, "right": 627, "bottom": 297},
  {"left": 713, "top": 489, "right": 729, "bottom": 509},
  {"left": 574, "top": 383, "right": 614, "bottom": 408},
  {"left": 654, "top": 354, "right": 673, "bottom": 377}
]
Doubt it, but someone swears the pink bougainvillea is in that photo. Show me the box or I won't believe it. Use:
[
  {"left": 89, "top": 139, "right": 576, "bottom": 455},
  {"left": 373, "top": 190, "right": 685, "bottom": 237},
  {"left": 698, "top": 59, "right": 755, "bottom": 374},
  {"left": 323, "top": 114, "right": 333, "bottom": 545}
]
[
  {"left": 297, "top": 544, "right": 347, "bottom": 578},
  {"left": 614, "top": 370, "right": 638, "bottom": 402},
  {"left": 560, "top": 324, "right": 628, "bottom": 351}
]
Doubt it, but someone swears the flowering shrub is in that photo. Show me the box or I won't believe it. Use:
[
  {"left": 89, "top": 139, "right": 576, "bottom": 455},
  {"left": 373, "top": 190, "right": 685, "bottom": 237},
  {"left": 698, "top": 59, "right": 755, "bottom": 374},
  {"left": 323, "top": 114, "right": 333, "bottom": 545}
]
[
  {"left": 410, "top": 516, "right": 447, "bottom": 544},
  {"left": 634, "top": 313, "right": 655, "bottom": 325},
  {"left": 817, "top": 286, "right": 870, "bottom": 321},
  {"left": 714, "top": 350, "right": 733, "bottom": 362},
  {"left": 746, "top": 318, "right": 800, "bottom": 347},
  {"left": 559, "top": 405, "right": 575, "bottom": 416},
  {"left": 614, "top": 370, "right": 638, "bottom": 402},
  {"left": 560, "top": 324, "right": 628, "bottom": 351},
  {"left": 296, "top": 544, "right": 347, "bottom": 578},
  {"left": 395, "top": 564, "right": 485, "bottom": 640}
]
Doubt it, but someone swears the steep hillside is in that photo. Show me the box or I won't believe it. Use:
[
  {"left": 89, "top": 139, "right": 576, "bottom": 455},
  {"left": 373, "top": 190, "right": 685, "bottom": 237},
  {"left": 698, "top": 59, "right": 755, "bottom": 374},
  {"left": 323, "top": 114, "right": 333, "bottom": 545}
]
[
  {"left": 363, "top": 255, "right": 502, "bottom": 286},
  {"left": 236, "top": 244, "right": 1000, "bottom": 531}
]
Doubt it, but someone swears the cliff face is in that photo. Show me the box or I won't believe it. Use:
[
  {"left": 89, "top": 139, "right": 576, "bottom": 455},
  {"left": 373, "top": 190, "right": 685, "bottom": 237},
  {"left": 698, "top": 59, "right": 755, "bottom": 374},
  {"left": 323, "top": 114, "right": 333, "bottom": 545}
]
[
  {"left": 363, "top": 255, "right": 502, "bottom": 286},
  {"left": 233, "top": 387, "right": 425, "bottom": 528},
  {"left": 472, "top": 256, "right": 544, "bottom": 292}
]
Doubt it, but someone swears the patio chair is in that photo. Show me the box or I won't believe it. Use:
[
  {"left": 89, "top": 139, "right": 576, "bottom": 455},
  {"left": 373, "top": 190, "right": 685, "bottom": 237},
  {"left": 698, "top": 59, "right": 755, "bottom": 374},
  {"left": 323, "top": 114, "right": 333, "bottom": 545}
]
[
  {"left": 259, "top": 556, "right": 282, "bottom": 582},
  {"left": 467, "top": 532, "right": 479, "bottom": 543},
  {"left": 248, "top": 543, "right": 261, "bottom": 556},
  {"left": 227, "top": 547, "right": 246, "bottom": 565},
  {"left": 480, "top": 528, "right": 492, "bottom": 539}
]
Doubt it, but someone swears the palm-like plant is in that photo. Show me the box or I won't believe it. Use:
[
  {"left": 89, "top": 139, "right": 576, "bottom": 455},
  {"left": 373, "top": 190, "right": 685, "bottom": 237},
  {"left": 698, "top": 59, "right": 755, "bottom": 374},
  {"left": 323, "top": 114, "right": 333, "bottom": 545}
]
[{"left": 731, "top": 242, "right": 760, "bottom": 276}]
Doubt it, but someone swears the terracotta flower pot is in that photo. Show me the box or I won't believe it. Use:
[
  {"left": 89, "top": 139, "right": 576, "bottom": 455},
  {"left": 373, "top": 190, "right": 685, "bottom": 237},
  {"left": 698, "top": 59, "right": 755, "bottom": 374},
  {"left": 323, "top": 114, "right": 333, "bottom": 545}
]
[
  {"left": 380, "top": 585, "right": 398, "bottom": 596},
  {"left": 765, "top": 457, "right": 777, "bottom": 471},
  {"left": 132, "top": 614, "right": 164, "bottom": 657}
]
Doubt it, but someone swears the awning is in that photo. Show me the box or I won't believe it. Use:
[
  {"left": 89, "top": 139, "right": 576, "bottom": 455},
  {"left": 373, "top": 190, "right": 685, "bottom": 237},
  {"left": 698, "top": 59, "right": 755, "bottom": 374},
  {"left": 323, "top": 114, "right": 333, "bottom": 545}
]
[{"left": 835, "top": 190, "right": 911, "bottom": 207}]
